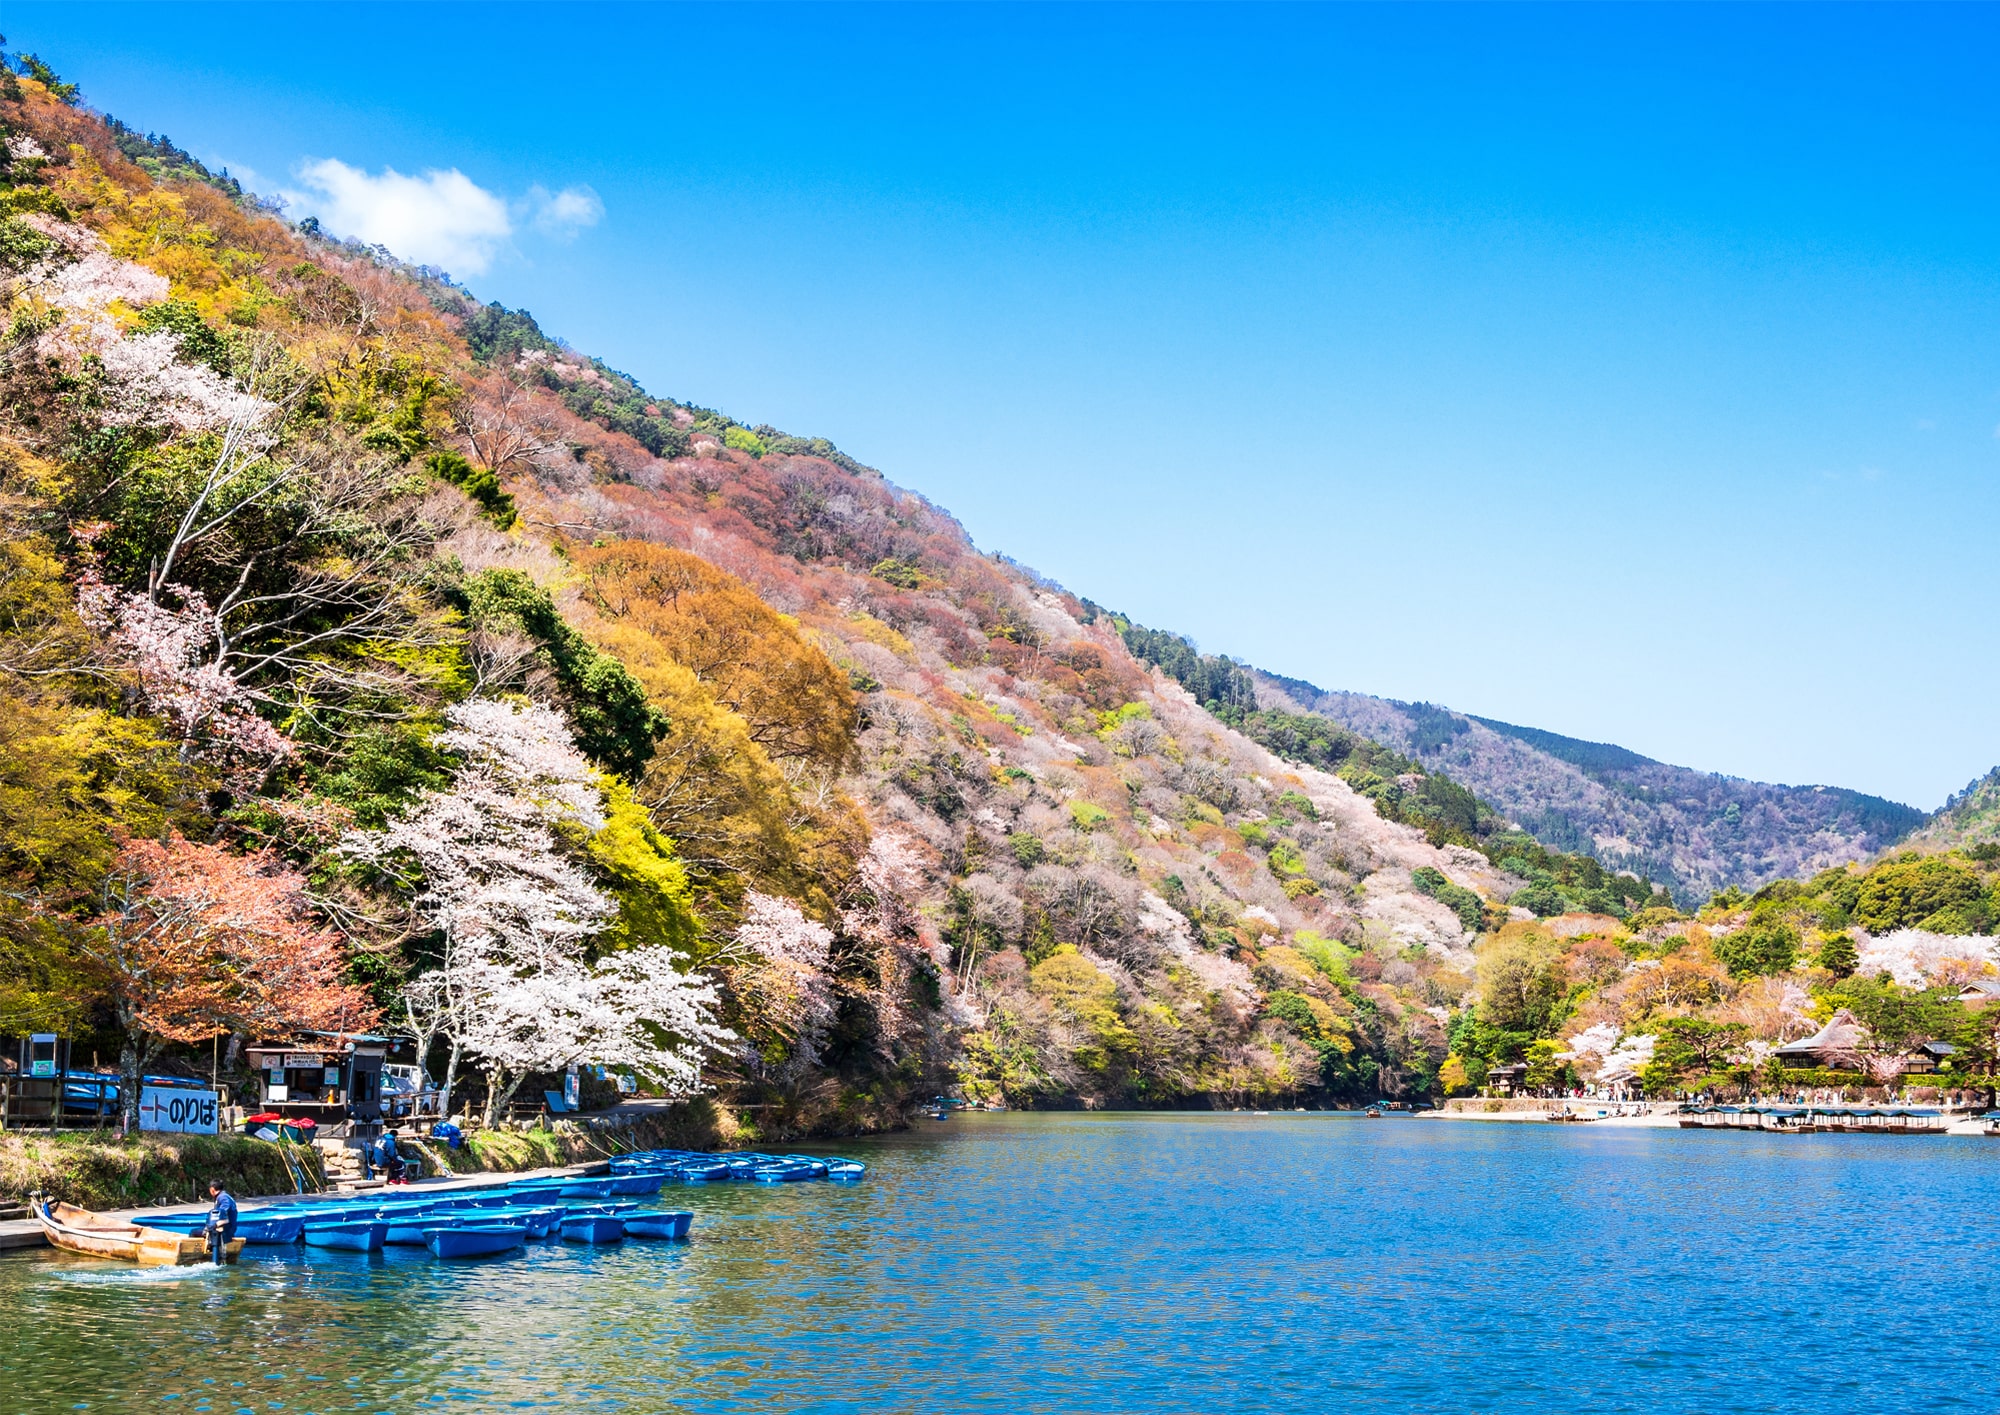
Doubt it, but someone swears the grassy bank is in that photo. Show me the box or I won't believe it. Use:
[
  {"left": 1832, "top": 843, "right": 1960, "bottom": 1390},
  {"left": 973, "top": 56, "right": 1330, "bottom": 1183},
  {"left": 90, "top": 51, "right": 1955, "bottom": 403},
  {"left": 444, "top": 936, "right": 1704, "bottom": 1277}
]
[{"left": 0, "top": 1133, "right": 315, "bottom": 1210}]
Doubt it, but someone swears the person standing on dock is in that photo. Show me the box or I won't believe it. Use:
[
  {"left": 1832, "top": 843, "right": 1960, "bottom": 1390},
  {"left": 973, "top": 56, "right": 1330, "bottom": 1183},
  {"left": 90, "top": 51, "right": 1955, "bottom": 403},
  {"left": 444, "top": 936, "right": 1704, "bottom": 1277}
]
[{"left": 205, "top": 1180, "right": 237, "bottom": 1265}]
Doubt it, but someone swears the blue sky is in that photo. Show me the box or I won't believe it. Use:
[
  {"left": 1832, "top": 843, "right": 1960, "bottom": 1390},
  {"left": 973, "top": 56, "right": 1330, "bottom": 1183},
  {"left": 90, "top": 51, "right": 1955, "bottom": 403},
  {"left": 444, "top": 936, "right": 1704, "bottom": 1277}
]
[{"left": 11, "top": 3, "right": 1999, "bottom": 808}]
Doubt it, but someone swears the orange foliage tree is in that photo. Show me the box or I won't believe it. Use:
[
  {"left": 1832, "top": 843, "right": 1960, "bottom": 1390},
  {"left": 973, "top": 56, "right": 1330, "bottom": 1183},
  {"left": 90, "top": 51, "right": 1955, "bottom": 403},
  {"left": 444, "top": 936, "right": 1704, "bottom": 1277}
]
[
  {"left": 575, "top": 540, "right": 856, "bottom": 767},
  {"left": 87, "top": 835, "right": 377, "bottom": 1124}
]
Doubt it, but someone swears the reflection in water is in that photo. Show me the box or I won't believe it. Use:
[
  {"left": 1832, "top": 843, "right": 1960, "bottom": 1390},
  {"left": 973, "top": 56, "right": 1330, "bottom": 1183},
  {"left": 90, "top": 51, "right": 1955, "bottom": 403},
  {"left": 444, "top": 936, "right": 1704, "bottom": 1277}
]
[{"left": 6, "top": 1114, "right": 2000, "bottom": 1412}]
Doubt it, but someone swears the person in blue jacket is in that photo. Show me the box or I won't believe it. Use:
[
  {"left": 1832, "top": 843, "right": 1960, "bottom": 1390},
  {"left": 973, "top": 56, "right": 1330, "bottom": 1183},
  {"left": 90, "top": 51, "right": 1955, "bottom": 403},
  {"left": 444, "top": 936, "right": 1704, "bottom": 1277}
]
[
  {"left": 371, "top": 1129, "right": 405, "bottom": 1184},
  {"left": 205, "top": 1179, "right": 237, "bottom": 1265}
]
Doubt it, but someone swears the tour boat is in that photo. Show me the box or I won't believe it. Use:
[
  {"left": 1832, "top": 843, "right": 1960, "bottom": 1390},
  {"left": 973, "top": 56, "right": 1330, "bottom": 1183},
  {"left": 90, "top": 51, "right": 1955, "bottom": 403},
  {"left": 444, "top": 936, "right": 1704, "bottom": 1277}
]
[
  {"left": 302, "top": 1220, "right": 388, "bottom": 1251},
  {"left": 620, "top": 1210, "right": 694, "bottom": 1239},
  {"left": 32, "top": 1198, "right": 242, "bottom": 1266},
  {"left": 560, "top": 1214, "right": 625, "bottom": 1244},
  {"left": 426, "top": 1224, "right": 526, "bottom": 1259}
]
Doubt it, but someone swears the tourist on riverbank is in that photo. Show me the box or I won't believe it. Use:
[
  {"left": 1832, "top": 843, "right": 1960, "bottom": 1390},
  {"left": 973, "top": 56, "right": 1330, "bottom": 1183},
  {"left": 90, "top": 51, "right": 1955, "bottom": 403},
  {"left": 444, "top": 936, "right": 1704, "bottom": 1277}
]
[{"left": 206, "top": 1180, "right": 237, "bottom": 1265}]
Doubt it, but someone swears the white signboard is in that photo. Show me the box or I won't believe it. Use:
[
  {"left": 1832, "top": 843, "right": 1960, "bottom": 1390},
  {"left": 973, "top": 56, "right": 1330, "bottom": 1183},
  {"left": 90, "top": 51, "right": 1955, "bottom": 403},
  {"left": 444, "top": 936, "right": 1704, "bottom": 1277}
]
[{"left": 138, "top": 1087, "right": 220, "bottom": 1134}]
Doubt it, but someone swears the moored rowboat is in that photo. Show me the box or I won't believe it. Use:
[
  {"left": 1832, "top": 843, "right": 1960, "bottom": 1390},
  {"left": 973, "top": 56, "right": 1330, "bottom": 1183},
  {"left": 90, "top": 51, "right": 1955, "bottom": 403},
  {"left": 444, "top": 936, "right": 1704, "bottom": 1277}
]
[
  {"left": 303, "top": 1221, "right": 387, "bottom": 1252},
  {"left": 560, "top": 1214, "right": 625, "bottom": 1244},
  {"left": 425, "top": 1224, "right": 526, "bottom": 1259},
  {"left": 621, "top": 1210, "right": 693, "bottom": 1239},
  {"left": 33, "top": 1198, "right": 242, "bottom": 1266}
]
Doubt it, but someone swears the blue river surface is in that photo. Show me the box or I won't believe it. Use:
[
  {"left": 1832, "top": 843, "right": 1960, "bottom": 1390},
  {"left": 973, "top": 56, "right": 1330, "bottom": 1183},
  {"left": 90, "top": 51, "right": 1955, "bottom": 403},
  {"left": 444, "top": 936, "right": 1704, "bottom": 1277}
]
[{"left": 5, "top": 1111, "right": 2000, "bottom": 1414}]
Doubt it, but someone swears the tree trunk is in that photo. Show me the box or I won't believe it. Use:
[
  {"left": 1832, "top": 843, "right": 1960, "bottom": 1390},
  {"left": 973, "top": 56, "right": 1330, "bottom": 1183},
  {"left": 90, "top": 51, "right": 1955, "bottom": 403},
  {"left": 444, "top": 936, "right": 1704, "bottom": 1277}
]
[
  {"left": 484, "top": 1066, "right": 528, "bottom": 1127},
  {"left": 119, "top": 1031, "right": 148, "bottom": 1132},
  {"left": 438, "top": 1039, "right": 462, "bottom": 1121}
]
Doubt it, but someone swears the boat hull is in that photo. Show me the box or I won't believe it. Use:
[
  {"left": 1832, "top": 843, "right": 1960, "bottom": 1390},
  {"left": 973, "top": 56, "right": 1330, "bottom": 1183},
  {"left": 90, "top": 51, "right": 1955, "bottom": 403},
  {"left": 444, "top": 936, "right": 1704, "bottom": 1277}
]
[
  {"left": 620, "top": 1211, "right": 693, "bottom": 1239},
  {"left": 560, "top": 1216, "right": 625, "bottom": 1244},
  {"left": 303, "top": 1221, "right": 387, "bottom": 1252},
  {"left": 426, "top": 1225, "right": 526, "bottom": 1259}
]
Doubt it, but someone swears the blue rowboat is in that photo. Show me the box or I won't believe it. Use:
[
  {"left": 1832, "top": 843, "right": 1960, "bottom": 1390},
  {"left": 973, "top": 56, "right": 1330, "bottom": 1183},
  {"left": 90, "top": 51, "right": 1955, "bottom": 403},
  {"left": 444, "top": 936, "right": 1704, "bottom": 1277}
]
[
  {"left": 778, "top": 1156, "right": 831, "bottom": 1177},
  {"left": 556, "top": 1179, "right": 617, "bottom": 1198},
  {"left": 163, "top": 1214, "right": 307, "bottom": 1244},
  {"left": 751, "top": 1163, "right": 816, "bottom": 1183},
  {"left": 303, "top": 1221, "right": 387, "bottom": 1252},
  {"left": 237, "top": 1215, "right": 307, "bottom": 1244},
  {"left": 382, "top": 1211, "right": 462, "bottom": 1245},
  {"left": 603, "top": 1173, "right": 664, "bottom": 1197},
  {"left": 620, "top": 1210, "right": 693, "bottom": 1240},
  {"left": 560, "top": 1214, "right": 624, "bottom": 1244},
  {"left": 676, "top": 1161, "right": 732, "bottom": 1182},
  {"left": 481, "top": 1205, "right": 565, "bottom": 1239},
  {"left": 825, "top": 1159, "right": 866, "bottom": 1180},
  {"left": 426, "top": 1224, "right": 526, "bottom": 1259}
]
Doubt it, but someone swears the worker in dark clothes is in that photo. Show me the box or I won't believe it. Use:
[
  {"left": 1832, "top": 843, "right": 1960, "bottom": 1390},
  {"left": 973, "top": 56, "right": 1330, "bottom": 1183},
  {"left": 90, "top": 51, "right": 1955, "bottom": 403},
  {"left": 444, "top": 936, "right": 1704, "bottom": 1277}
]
[
  {"left": 205, "top": 1179, "right": 237, "bottom": 1265},
  {"left": 372, "top": 1129, "right": 406, "bottom": 1184}
]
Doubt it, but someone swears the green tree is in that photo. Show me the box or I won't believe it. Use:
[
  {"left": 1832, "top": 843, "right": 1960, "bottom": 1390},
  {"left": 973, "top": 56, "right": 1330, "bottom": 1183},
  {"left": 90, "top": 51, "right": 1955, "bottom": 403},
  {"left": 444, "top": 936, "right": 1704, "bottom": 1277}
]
[
  {"left": 457, "top": 569, "right": 667, "bottom": 779},
  {"left": 1713, "top": 921, "right": 1798, "bottom": 979},
  {"left": 1816, "top": 931, "right": 1859, "bottom": 978}
]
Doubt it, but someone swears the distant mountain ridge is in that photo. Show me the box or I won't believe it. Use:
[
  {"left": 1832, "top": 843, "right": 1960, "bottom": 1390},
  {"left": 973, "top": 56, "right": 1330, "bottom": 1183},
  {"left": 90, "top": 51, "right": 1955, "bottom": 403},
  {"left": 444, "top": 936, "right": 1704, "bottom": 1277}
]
[
  {"left": 1252, "top": 672, "right": 1925, "bottom": 903},
  {"left": 1908, "top": 766, "right": 2000, "bottom": 852}
]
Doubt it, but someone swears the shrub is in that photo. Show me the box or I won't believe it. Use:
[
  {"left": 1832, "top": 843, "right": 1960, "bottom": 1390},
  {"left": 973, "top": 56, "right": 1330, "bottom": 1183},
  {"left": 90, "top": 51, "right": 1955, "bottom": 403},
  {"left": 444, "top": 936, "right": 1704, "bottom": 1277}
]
[{"left": 1412, "top": 866, "right": 1484, "bottom": 932}]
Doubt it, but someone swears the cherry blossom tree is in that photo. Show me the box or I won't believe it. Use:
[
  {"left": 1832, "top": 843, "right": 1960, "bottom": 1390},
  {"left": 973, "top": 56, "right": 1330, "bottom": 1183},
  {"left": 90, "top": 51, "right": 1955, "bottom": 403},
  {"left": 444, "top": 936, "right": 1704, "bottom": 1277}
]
[
  {"left": 343, "top": 697, "right": 728, "bottom": 1120},
  {"left": 87, "top": 834, "right": 377, "bottom": 1125},
  {"left": 342, "top": 697, "right": 610, "bottom": 1116},
  {"left": 77, "top": 572, "right": 294, "bottom": 787},
  {"left": 730, "top": 893, "right": 836, "bottom": 1082}
]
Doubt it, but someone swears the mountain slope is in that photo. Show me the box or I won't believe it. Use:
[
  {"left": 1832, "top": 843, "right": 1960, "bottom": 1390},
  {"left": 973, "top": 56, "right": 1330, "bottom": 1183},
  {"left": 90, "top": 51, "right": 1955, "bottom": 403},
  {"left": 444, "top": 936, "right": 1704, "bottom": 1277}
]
[
  {"left": 1907, "top": 766, "right": 2000, "bottom": 852},
  {"left": 1255, "top": 673, "right": 1924, "bottom": 903},
  {"left": 0, "top": 59, "right": 1536, "bottom": 1121}
]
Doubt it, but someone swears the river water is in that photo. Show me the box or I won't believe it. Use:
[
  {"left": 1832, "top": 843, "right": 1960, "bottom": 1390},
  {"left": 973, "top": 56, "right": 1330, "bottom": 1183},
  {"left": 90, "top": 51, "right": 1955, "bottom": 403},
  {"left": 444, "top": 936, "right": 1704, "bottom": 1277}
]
[{"left": 5, "top": 1112, "right": 1998, "bottom": 1413}]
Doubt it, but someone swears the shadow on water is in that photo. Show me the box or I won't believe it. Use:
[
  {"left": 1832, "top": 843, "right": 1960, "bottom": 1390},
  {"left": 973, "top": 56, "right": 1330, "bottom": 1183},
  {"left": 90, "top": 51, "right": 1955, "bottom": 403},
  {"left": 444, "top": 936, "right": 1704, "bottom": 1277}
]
[{"left": 5, "top": 1113, "right": 2000, "bottom": 1413}]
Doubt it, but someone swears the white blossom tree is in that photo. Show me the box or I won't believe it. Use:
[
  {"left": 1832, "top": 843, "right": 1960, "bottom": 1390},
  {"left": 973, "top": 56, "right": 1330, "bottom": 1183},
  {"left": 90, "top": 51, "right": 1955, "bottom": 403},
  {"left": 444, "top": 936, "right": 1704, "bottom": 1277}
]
[
  {"left": 730, "top": 892, "right": 837, "bottom": 1082},
  {"left": 342, "top": 697, "right": 728, "bottom": 1121}
]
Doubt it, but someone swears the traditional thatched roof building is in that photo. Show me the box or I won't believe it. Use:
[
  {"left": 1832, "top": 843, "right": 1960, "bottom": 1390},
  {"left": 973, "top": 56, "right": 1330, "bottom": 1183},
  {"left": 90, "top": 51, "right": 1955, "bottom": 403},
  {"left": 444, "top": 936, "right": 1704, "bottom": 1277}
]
[
  {"left": 1955, "top": 979, "right": 2000, "bottom": 1008},
  {"left": 1775, "top": 1009, "right": 1867, "bottom": 1069}
]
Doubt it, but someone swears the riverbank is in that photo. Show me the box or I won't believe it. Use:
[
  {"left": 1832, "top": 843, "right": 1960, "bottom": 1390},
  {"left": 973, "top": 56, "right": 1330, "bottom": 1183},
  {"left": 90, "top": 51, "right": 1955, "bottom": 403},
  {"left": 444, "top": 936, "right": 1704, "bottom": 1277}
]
[
  {"left": 1425, "top": 1098, "right": 1681, "bottom": 1126},
  {"left": 0, "top": 1098, "right": 745, "bottom": 1211}
]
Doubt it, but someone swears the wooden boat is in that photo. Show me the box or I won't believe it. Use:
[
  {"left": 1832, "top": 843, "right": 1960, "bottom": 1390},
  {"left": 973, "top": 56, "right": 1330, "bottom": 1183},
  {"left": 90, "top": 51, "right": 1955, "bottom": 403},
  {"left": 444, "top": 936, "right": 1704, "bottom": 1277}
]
[
  {"left": 32, "top": 1198, "right": 241, "bottom": 1266},
  {"left": 560, "top": 1214, "right": 625, "bottom": 1244},
  {"left": 621, "top": 1210, "right": 694, "bottom": 1239},
  {"left": 426, "top": 1224, "right": 525, "bottom": 1259}
]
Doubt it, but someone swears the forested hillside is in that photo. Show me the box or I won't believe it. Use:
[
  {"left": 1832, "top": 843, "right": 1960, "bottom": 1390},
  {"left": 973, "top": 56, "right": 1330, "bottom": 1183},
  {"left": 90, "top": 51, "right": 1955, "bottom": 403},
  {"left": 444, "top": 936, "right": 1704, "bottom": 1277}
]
[
  {"left": 1908, "top": 767, "right": 2000, "bottom": 853},
  {"left": 0, "top": 57, "right": 1573, "bottom": 1127},
  {"left": 1253, "top": 676, "right": 1924, "bottom": 904},
  {"left": 5, "top": 50, "right": 1990, "bottom": 1135}
]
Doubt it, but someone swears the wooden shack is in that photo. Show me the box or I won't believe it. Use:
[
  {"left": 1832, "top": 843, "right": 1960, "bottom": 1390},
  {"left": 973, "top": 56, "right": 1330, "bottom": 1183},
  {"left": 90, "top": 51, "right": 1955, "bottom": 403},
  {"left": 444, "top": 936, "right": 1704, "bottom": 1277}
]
[{"left": 245, "top": 1033, "right": 392, "bottom": 1127}]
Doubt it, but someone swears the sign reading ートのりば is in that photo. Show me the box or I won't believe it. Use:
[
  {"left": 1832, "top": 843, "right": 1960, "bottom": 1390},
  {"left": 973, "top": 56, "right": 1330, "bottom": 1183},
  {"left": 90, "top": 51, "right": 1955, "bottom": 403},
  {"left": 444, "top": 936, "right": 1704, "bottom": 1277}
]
[{"left": 138, "top": 1087, "right": 220, "bottom": 1134}]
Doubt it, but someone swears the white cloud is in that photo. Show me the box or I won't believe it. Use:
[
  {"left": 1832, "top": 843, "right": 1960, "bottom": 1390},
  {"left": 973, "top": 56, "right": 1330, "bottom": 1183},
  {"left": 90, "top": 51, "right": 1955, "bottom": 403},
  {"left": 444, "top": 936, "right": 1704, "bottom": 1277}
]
[
  {"left": 528, "top": 184, "right": 604, "bottom": 239},
  {"left": 283, "top": 159, "right": 514, "bottom": 275}
]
